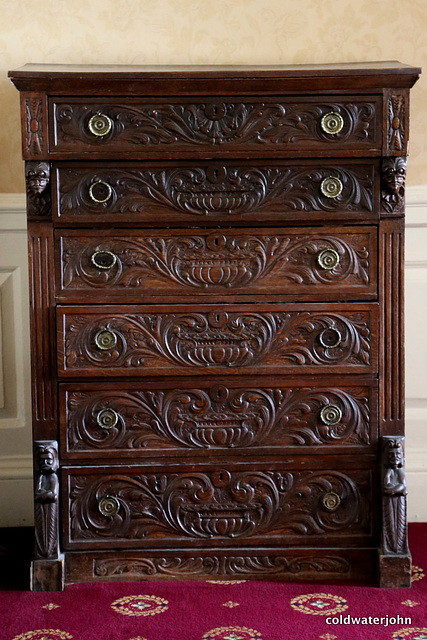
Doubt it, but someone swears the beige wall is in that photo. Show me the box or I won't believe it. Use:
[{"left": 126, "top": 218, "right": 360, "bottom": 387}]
[{"left": 1, "top": 0, "right": 426, "bottom": 192}]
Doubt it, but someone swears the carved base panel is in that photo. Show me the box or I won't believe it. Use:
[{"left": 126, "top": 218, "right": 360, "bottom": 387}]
[
  {"left": 65, "top": 547, "right": 376, "bottom": 585},
  {"left": 378, "top": 553, "right": 411, "bottom": 588},
  {"left": 30, "top": 555, "right": 65, "bottom": 592}
]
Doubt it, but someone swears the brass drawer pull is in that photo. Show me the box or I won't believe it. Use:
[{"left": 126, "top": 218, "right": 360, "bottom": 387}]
[
  {"left": 98, "top": 496, "right": 120, "bottom": 517},
  {"left": 91, "top": 250, "right": 117, "bottom": 270},
  {"left": 96, "top": 408, "right": 119, "bottom": 429},
  {"left": 88, "top": 112, "right": 112, "bottom": 137},
  {"left": 321, "top": 112, "right": 344, "bottom": 135},
  {"left": 317, "top": 248, "right": 340, "bottom": 270},
  {"left": 319, "top": 327, "right": 342, "bottom": 349},
  {"left": 322, "top": 491, "right": 341, "bottom": 511},
  {"left": 320, "top": 404, "right": 343, "bottom": 425},
  {"left": 320, "top": 176, "right": 343, "bottom": 198},
  {"left": 89, "top": 180, "right": 112, "bottom": 204},
  {"left": 94, "top": 329, "right": 117, "bottom": 351}
]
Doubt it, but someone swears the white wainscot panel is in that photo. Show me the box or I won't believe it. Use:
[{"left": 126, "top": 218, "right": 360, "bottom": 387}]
[
  {"left": 0, "top": 195, "right": 33, "bottom": 527},
  {"left": 405, "top": 187, "right": 427, "bottom": 521}
]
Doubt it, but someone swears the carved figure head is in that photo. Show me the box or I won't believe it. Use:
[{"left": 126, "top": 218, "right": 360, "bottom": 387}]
[
  {"left": 382, "top": 157, "right": 406, "bottom": 194},
  {"left": 26, "top": 162, "right": 49, "bottom": 195},
  {"left": 386, "top": 439, "right": 404, "bottom": 468},
  {"left": 36, "top": 443, "right": 58, "bottom": 473}
]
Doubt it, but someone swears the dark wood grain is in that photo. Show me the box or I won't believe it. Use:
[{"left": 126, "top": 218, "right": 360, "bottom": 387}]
[
  {"left": 57, "top": 303, "right": 378, "bottom": 377},
  {"left": 53, "top": 160, "right": 378, "bottom": 226},
  {"left": 27, "top": 220, "right": 57, "bottom": 439},
  {"left": 55, "top": 227, "right": 377, "bottom": 302},
  {"left": 66, "top": 547, "right": 376, "bottom": 584},
  {"left": 49, "top": 96, "right": 381, "bottom": 159},
  {"left": 59, "top": 378, "right": 377, "bottom": 459},
  {"left": 63, "top": 463, "right": 375, "bottom": 549},
  {"left": 9, "top": 62, "right": 419, "bottom": 590}
]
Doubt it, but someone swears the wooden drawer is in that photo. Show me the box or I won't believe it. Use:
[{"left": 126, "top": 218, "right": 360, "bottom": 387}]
[
  {"left": 50, "top": 96, "right": 381, "bottom": 159},
  {"left": 55, "top": 227, "right": 378, "bottom": 303},
  {"left": 52, "top": 160, "right": 378, "bottom": 226},
  {"left": 57, "top": 303, "right": 379, "bottom": 378},
  {"left": 59, "top": 378, "right": 378, "bottom": 460},
  {"left": 63, "top": 462, "right": 376, "bottom": 549}
]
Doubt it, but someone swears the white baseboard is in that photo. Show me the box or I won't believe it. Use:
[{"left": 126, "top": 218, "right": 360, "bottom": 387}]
[{"left": 0, "top": 189, "right": 426, "bottom": 525}]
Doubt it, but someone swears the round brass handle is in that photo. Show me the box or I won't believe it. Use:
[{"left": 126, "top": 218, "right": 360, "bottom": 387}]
[
  {"left": 88, "top": 112, "right": 112, "bottom": 137},
  {"left": 91, "top": 250, "right": 117, "bottom": 270},
  {"left": 317, "top": 248, "right": 340, "bottom": 270},
  {"left": 321, "top": 112, "right": 344, "bottom": 135},
  {"left": 96, "top": 408, "right": 119, "bottom": 429},
  {"left": 320, "top": 176, "right": 343, "bottom": 199},
  {"left": 320, "top": 404, "right": 343, "bottom": 426},
  {"left": 98, "top": 496, "right": 120, "bottom": 517},
  {"left": 322, "top": 492, "right": 341, "bottom": 512},
  {"left": 89, "top": 181, "right": 112, "bottom": 204},
  {"left": 319, "top": 327, "right": 342, "bottom": 349},
  {"left": 94, "top": 329, "right": 117, "bottom": 351}
]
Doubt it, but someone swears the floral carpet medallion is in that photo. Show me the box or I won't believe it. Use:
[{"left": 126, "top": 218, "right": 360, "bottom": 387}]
[
  {"left": 11, "top": 632, "right": 73, "bottom": 640},
  {"left": 392, "top": 629, "right": 427, "bottom": 640},
  {"left": 290, "top": 592, "right": 348, "bottom": 616},
  {"left": 412, "top": 566, "right": 425, "bottom": 582},
  {"left": 202, "top": 626, "right": 262, "bottom": 640},
  {"left": 111, "top": 594, "right": 168, "bottom": 616}
]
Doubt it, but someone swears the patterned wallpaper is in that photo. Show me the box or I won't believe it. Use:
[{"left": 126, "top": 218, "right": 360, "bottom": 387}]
[{"left": 1, "top": 0, "right": 426, "bottom": 191}]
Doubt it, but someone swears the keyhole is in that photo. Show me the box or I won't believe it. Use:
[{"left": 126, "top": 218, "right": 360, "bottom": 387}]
[{"left": 208, "top": 310, "right": 227, "bottom": 327}]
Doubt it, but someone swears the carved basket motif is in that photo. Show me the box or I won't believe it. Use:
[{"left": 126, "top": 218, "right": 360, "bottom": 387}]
[{"left": 66, "top": 467, "right": 372, "bottom": 547}]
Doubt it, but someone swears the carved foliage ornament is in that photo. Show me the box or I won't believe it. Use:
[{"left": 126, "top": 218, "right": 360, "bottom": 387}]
[
  {"left": 61, "top": 232, "right": 371, "bottom": 292},
  {"left": 25, "top": 97, "right": 44, "bottom": 155},
  {"left": 26, "top": 161, "right": 51, "bottom": 218},
  {"left": 382, "top": 436, "right": 408, "bottom": 555},
  {"left": 55, "top": 101, "right": 377, "bottom": 148},
  {"left": 59, "top": 165, "right": 374, "bottom": 218},
  {"left": 93, "top": 554, "right": 351, "bottom": 579},
  {"left": 388, "top": 95, "right": 405, "bottom": 152},
  {"left": 381, "top": 157, "right": 406, "bottom": 214},
  {"left": 63, "top": 309, "right": 373, "bottom": 372},
  {"left": 34, "top": 440, "right": 59, "bottom": 559},
  {"left": 66, "top": 385, "right": 371, "bottom": 451},
  {"left": 69, "top": 469, "right": 369, "bottom": 542}
]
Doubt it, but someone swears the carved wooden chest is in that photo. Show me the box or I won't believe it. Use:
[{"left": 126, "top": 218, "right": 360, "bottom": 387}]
[{"left": 9, "top": 62, "right": 420, "bottom": 590}]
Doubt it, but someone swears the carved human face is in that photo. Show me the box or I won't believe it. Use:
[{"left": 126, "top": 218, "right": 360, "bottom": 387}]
[
  {"left": 37, "top": 445, "right": 57, "bottom": 472},
  {"left": 383, "top": 158, "right": 406, "bottom": 194},
  {"left": 26, "top": 163, "right": 49, "bottom": 194},
  {"left": 387, "top": 441, "right": 403, "bottom": 467}
]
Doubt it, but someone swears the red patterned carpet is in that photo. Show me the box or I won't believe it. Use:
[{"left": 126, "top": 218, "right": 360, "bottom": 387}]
[{"left": 0, "top": 525, "right": 426, "bottom": 640}]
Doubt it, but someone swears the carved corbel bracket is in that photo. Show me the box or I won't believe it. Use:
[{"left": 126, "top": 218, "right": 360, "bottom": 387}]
[
  {"left": 26, "top": 161, "right": 51, "bottom": 218},
  {"left": 34, "top": 440, "right": 59, "bottom": 559},
  {"left": 381, "top": 157, "right": 406, "bottom": 214},
  {"left": 381, "top": 436, "right": 408, "bottom": 555}
]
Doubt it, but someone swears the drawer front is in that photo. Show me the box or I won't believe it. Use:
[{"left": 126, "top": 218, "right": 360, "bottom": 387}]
[
  {"left": 60, "top": 379, "right": 378, "bottom": 459},
  {"left": 50, "top": 96, "right": 381, "bottom": 158},
  {"left": 53, "top": 160, "right": 378, "bottom": 226},
  {"left": 63, "top": 464, "right": 375, "bottom": 549},
  {"left": 56, "top": 227, "right": 378, "bottom": 302},
  {"left": 57, "top": 303, "right": 378, "bottom": 377}
]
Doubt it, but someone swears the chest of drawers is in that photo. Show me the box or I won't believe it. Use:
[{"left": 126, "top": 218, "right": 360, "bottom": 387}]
[{"left": 9, "top": 62, "right": 420, "bottom": 590}]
